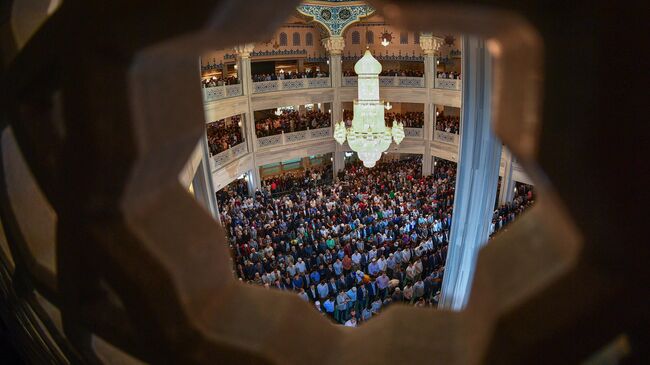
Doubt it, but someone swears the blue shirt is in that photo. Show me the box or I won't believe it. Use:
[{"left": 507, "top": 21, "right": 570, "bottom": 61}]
[
  {"left": 323, "top": 300, "right": 335, "bottom": 313},
  {"left": 346, "top": 288, "right": 357, "bottom": 302},
  {"left": 317, "top": 283, "right": 329, "bottom": 298},
  {"left": 333, "top": 261, "right": 343, "bottom": 276},
  {"left": 310, "top": 271, "right": 320, "bottom": 284}
]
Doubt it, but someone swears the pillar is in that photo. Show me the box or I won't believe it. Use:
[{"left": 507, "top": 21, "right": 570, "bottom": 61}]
[
  {"left": 439, "top": 36, "right": 502, "bottom": 311},
  {"left": 419, "top": 33, "right": 443, "bottom": 176},
  {"left": 323, "top": 36, "right": 346, "bottom": 179},
  {"left": 499, "top": 147, "right": 515, "bottom": 206},
  {"left": 234, "top": 44, "right": 261, "bottom": 195},
  {"left": 200, "top": 135, "right": 220, "bottom": 224}
]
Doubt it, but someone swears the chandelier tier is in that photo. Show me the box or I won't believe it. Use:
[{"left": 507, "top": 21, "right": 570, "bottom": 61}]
[{"left": 334, "top": 50, "right": 404, "bottom": 168}]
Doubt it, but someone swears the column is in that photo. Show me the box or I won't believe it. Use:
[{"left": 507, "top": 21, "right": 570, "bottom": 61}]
[
  {"left": 439, "top": 36, "right": 502, "bottom": 311},
  {"left": 200, "top": 135, "right": 220, "bottom": 223},
  {"left": 498, "top": 147, "right": 515, "bottom": 205},
  {"left": 323, "top": 36, "right": 346, "bottom": 179},
  {"left": 234, "top": 43, "right": 261, "bottom": 195},
  {"left": 419, "top": 34, "right": 443, "bottom": 176}
]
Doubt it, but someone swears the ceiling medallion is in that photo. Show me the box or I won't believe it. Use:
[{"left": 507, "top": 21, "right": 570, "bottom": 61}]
[
  {"left": 320, "top": 9, "right": 332, "bottom": 20},
  {"left": 334, "top": 50, "right": 404, "bottom": 168}
]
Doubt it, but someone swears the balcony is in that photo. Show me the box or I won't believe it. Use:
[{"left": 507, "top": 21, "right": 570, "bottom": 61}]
[
  {"left": 434, "top": 130, "right": 459, "bottom": 145},
  {"left": 252, "top": 78, "right": 331, "bottom": 94},
  {"left": 434, "top": 78, "right": 462, "bottom": 91},
  {"left": 211, "top": 142, "right": 249, "bottom": 170},
  {"left": 342, "top": 76, "right": 425, "bottom": 88},
  {"left": 202, "top": 84, "right": 243, "bottom": 102},
  {"left": 404, "top": 128, "right": 424, "bottom": 138},
  {"left": 256, "top": 127, "right": 332, "bottom": 149}
]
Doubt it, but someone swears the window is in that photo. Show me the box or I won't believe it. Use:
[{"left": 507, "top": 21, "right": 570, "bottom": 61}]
[
  {"left": 366, "top": 30, "right": 374, "bottom": 44},
  {"left": 414, "top": 32, "right": 420, "bottom": 44},
  {"left": 400, "top": 32, "right": 408, "bottom": 44},
  {"left": 279, "top": 32, "right": 287, "bottom": 46},
  {"left": 351, "top": 31, "right": 360, "bottom": 45},
  {"left": 293, "top": 32, "right": 300, "bottom": 46},
  {"left": 306, "top": 32, "right": 313, "bottom": 46}
]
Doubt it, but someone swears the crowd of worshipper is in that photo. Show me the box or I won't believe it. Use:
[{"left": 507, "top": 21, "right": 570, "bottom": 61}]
[
  {"left": 219, "top": 156, "right": 458, "bottom": 326},
  {"left": 343, "top": 69, "right": 424, "bottom": 77},
  {"left": 216, "top": 178, "right": 250, "bottom": 208},
  {"left": 255, "top": 110, "right": 331, "bottom": 138},
  {"left": 385, "top": 111, "right": 425, "bottom": 128},
  {"left": 490, "top": 183, "right": 535, "bottom": 236},
  {"left": 436, "top": 71, "right": 461, "bottom": 79},
  {"left": 261, "top": 165, "right": 333, "bottom": 196},
  {"left": 206, "top": 115, "right": 244, "bottom": 156},
  {"left": 435, "top": 114, "right": 461, "bottom": 134},
  {"left": 202, "top": 75, "right": 239, "bottom": 87},
  {"left": 252, "top": 70, "right": 329, "bottom": 82}
]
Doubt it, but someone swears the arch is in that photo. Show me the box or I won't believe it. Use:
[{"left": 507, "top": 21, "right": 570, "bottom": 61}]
[
  {"left": 351, "top": 30, "right": 360, "bottom": 44},
  {"left": 292, "top": 32, "right": 300, "bottom": 46},
  {"left": 279, "top": 32, "right": 288, "bottom": 46},
  {"left": 414, "top": 32, "right": 420, "bottom": 44},
  {"left": 306, "top": 32, "right": 313, "bottom": 46},
  {"left": 366, "top": 30, "right": 374, "bottom": 44}
]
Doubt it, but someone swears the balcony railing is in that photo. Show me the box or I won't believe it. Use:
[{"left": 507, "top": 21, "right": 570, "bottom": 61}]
[
  {"left": 342, "top": 76, "right": 425, "bottom": 88},
  {"left": 404, "top": 127, "right": 423, "bottom": 138},
  {"left": 252, "top": 77, "right": 331, "bottom": 94},
  {"left": 434, "top": 78, "right": 461, "bottom": 90},
  {"left": 202, "top": 84, "right": 243, "bottom": 102},
  {"left": 256, "top": 127, "right": 332, "bottom": 149},
  {"left": 434, "top": 130, "right": 459, "bottom": 145},
  {"left": 211, "top": 142, "right": 249, "bottom": 170}
]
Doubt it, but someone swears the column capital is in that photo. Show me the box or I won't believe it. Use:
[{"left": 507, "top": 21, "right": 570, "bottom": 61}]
[
  {"left": 234, "top": 43, "right": 255, "bottom": 58},
  {"left": 322, "top": 36, "right": 345, "bottom": 55},
  {"left": 419, "top": 34, "right": 443, "bottom": 56}
]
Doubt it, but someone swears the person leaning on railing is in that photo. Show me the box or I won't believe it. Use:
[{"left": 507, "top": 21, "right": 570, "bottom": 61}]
[
  {"left": 384, "top": 112, "right": 425, "bottom": 128},
  {"left": 252, "top": 70, "right": 329, "bottom": 83},
  {"left": 255, "top": 110, "right": 331, "bottom": 138},
  {"left": 435, "top": 114, "right": 460, "bottom": 134},
  {"left": 436, "top": 71, "right": 461, "bottom": 80},
  {"left": 202, "top": 75, "right": 239, "bottom": 87},
  {"left": 206, "top": 115, "right": 244, "bottom": 155}
]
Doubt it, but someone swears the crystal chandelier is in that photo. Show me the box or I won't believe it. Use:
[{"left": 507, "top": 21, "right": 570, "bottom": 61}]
[{"left": 334, "top": 50, "right": 404, "bottom": 168}]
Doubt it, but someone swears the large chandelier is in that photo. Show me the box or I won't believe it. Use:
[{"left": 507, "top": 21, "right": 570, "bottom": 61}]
[{"left": 334, "top": 50, "right": 404, "bottom": 168}]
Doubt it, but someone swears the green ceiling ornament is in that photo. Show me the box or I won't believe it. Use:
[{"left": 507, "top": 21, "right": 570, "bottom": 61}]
[{"left": 296, "top": 2, "right": 374, "bottom": 36}]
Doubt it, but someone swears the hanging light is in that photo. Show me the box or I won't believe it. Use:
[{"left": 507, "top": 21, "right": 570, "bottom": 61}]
[
  {"left": 274, "top": 108, "right": 283, "bottom": 116},
  {"left": 380, "top": 30, "right": 392, "bottom": 47},
  {"left": 334, "top": 50, "right": 404, "bottom": 168},
  {"left": 384, "top": 102, "right": 393, "bottom": 110}
]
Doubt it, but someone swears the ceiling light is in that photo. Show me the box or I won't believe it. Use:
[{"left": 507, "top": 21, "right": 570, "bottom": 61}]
[{"left": 334, "top": 50, "right": 404, "bottom": 168}]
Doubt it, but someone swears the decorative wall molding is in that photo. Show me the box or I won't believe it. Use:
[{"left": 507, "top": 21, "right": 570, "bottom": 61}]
[
  {"left": 434, "top": 130, "right": 459, "bottom": 145},
  {"left": 342, "top": 53, "right": 424, "bottom": 62},
  {"left": 252, "top": 77, "right": 331, "bottom": 94},
  {"left": 256, "top": 128, "right": 333, "bottom": 150},
  {"left": 435, "top": 78, "right": 461, "bottom": 90},
  {"left": 202, "top": 84, "right": 243, "bottom": 102}
]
